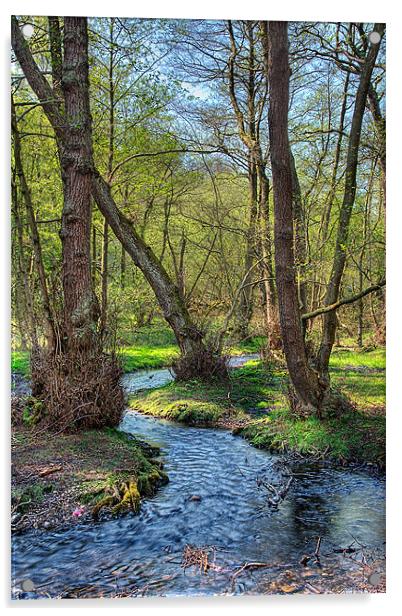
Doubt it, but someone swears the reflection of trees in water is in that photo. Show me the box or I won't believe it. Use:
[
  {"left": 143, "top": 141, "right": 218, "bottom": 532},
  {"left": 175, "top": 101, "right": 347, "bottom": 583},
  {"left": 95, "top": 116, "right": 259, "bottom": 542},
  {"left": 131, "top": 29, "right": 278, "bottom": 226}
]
[{"left": 285, "top": 469, "right": 385, "bottom": 554}]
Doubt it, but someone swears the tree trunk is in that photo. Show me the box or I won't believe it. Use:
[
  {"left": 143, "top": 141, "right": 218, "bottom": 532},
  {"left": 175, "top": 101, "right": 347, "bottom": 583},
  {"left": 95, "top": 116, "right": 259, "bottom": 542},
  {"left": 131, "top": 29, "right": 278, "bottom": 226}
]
[
  {"left": 60, "top": 17, "right": 100, "bottom": 348},
  {"left": 290, "top": 151, "right": 308, "bottom": 328},
  {"left": 316, "top": 23, "right": 385, "bottom": 379},
  {"left": 100, "top": 219, "right": 109, "bottom": 333},
  {"left": 257, "top": 165, "right": 280, "bottom": 348},
  {"left": 11, "top": 173, "right": 38, "bottom": 349},
  {"left": 236, "top": 157, "right": 258, "bottom": 338},
  {"left": 266, "top": 20, "right": 325, "bottom": 414},
  {"left": 12, "top": 95, "right": 56, "bottom": 350},
  {"left": 90, "top": 173, "right": 207, "bottom": 358}
]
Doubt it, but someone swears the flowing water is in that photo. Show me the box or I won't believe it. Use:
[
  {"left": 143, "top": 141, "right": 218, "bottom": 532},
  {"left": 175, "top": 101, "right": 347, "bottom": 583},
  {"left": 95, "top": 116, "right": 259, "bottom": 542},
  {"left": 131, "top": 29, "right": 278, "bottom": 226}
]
[{"left": 11, "top": 358, "right": 386, "bottom": 598}]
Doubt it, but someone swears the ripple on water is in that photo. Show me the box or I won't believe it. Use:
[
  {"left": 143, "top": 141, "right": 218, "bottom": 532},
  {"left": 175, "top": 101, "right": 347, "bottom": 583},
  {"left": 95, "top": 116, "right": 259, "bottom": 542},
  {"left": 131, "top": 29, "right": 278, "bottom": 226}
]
[{"left": 12, "top": 362, "right": 385, "bottom": 598}]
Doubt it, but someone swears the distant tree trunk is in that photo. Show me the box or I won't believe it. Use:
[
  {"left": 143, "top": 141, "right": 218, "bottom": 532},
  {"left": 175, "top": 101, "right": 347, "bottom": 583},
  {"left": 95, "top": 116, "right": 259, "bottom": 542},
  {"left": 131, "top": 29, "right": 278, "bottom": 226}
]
[
  {"left": 100, "top": 18, "right": 117, "bottom": 335},
  {"left": 265, "top": 20, "right": 325, "bottom": 414},
  {"left": 11, "top": 96, "right": 56, "bottom": 350},
  {"left": 11, "top": 172, "right": 38, "bottom": 349},
  {"left": 310, "top": 72, "right": 350, "bottom": 317},
  {"left": 48, "top": 16, "right": 64, "bottom": 106},
  {"left": 227, "top": 20, "right": 259, "bottom": 338},
  {"left": 120, "top": 245, "right": 126, "bottom": 289},
  {"left": 236, "top": 156, "right": 258, "bottom": 338},
  {"left": 316, "top": 23, "right": 385, "bottom": 380},
  {"left": 91, "top": 174, "right": 208, "bottom": 359},
  {"left": 357, "top": 158, "right": 374, "bottom": 347},
  {"left": 290, "top": 151, "right": 308, "bottom": 331},
  {"left": 100, "top": 219, "right": 109, "bottom": 333},
  {"left": 257, "top": 166, "right": 280, "bottom": 348},
  {"left": 92, "top": 223, "right": 97, "bottom": 285}
]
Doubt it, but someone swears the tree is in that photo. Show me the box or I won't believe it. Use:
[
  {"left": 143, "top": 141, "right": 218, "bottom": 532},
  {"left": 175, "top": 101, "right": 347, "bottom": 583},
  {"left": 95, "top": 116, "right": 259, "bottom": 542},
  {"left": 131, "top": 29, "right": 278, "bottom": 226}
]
[
  {"left": 264, "top": 20, "right": 326, "bottom": 415},
  {"left": 12, "top": 16, "right": 124, "bottom": 429},
  {"left": 316, "top": 23, "right": 385, "bottom": 380},
  {"left": 12, "top": 15, "right": 226, "bottom": 380}
]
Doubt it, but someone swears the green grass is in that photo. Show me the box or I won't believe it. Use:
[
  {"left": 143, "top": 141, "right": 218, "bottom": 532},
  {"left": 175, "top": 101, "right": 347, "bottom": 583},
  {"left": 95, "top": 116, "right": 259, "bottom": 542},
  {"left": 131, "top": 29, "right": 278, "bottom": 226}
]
[
  {"left": 129, "top": 349, "right": 385, "bottom": 466},
  {"left": 11, "top": 351, "right": 30, "bottom": 376},
  {"left": 11, "top": 333, "right": 266, "bottom": 375},
  {"left": 128, "top": 360, "right": 282, "bottom": 425},
  {"left": 240, "top": 406, "right": 385, "bottom": 466},
  {"left": 330, "top": 347, "right": 385, "bottom": 370},
  {"left": 228, "top": 336, "right": 266, "bottom": 355},
  {"left": 119, "top": 345, "right": 179, "bottom": 371},
  {"left": 329, "top": 347, "right": 385, "bottom": 407}
]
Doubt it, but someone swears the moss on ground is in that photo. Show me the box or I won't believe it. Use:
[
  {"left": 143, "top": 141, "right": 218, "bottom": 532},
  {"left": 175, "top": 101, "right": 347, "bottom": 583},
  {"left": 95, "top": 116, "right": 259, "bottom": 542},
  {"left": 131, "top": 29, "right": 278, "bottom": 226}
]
[
  {"left": 11, "top": 426, "right": 168, "bottom": 532},
  {"left": 128, "top": 360, "right": 282, "bottom": 426},
  {"left": 129, "top": 349, "right": 385, "bottom": 466}
]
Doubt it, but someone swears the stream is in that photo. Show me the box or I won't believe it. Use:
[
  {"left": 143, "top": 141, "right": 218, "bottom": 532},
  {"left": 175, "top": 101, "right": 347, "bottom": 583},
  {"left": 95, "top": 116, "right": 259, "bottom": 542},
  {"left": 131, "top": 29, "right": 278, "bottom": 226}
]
[{"left": 11, "top": 356, "right": 386, "bottom": 598}]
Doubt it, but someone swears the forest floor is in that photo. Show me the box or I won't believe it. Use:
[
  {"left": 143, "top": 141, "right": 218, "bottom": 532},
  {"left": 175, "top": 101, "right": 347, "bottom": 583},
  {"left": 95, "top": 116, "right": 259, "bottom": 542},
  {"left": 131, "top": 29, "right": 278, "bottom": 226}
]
[
  {"left": 129, "top": 348, "right": 385, "bottom": 469},
  {"left": 11, "top": 427, "right": 168, "bottom": 533}
]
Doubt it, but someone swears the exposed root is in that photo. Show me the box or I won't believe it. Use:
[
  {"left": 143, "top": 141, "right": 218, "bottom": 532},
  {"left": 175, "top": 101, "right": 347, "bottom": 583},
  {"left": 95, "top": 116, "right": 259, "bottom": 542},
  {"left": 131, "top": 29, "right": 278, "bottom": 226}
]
[
  {"left": 29, "top": 347, "right": 125, "bottom": 432},
  {"left": 172, "top": 347, "right": 229, "bottom": 382},
  {"left": 286, "top": 382, "right": 355, "bottom": 420},
  {"left": 91, "top": 467, "right": 168, "bottom": 520}
]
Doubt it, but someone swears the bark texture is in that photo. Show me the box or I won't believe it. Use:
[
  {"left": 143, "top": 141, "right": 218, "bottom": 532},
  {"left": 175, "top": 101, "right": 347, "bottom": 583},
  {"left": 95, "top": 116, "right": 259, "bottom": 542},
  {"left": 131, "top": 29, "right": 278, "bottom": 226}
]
[
  {"left": 266, "top": 21, "right": 325, "bottom": 414},
  {"left": 60, "top": 17, "right": 100, "bottom": 348}
]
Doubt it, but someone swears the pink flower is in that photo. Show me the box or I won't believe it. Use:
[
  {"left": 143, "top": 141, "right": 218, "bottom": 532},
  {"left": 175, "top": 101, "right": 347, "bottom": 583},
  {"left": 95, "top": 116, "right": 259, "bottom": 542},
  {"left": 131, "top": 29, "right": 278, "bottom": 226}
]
[{"left": 72, "top": 506, "right": 85, "bottom": 517}]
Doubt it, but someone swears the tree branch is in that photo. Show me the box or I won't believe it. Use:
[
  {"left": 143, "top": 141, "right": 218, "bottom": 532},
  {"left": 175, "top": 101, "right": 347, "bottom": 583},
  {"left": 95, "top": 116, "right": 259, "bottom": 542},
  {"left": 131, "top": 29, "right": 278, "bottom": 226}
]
[
  {"left": 301, "top": 280, "right": 385, "bottom": 322},
  {"left": 11, "top": 15, "right": 65, "bottom": 141}
]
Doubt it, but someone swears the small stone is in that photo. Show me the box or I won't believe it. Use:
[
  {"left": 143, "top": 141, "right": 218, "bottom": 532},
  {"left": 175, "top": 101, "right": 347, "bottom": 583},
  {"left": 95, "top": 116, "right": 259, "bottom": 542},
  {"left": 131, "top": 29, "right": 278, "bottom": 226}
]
[
  {"left": 42, "top": 521, "right": 51, "bottom": 529},
  {"left": 189, "top": 495, "right": 202, "bottom": 502}
]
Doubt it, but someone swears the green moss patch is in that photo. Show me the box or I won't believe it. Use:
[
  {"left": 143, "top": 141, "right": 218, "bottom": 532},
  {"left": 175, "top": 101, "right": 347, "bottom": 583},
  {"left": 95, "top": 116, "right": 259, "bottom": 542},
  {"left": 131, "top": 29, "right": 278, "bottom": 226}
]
[
  {"left": 239, "top": 406, "right": 385, "bottom": 466},
  {"left": 128, "top": 360, "right": 282, "bottom": 426}
]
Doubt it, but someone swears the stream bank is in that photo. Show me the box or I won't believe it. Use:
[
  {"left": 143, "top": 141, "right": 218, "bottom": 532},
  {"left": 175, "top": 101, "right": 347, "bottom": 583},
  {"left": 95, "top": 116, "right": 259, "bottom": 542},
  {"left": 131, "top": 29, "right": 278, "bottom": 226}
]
[
  {"left": 11, "top": 358, "right": 386, "bottom": 598},
  {"left": 12, "top": 405, "right": 386, "bottom": 598}
]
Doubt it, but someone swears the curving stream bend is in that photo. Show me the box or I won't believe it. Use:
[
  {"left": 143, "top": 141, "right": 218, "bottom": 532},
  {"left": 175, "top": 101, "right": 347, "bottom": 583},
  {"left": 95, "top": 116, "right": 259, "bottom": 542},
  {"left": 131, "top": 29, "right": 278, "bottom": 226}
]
[{"left": 11, "top": 358, "right": 386, "bottom": 598}]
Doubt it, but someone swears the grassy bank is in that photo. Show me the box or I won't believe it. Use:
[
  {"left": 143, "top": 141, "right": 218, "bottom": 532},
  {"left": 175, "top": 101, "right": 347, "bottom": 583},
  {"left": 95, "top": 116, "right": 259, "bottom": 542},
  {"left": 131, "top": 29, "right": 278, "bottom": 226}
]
[
  {"left": 129, "top": 360, "right": 282, "bottom": 426},
  {"left": 11, "top": 427, "right": 168, "bottom": 533},
  {"left": 129, "top": 349, "right": 385, "bottom": 466}
]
